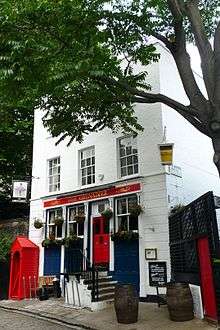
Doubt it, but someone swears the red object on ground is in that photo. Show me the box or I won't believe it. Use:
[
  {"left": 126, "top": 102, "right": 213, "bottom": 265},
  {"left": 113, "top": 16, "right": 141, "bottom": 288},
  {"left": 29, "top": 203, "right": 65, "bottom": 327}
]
[
  {"left": 9, "top": 236, "right": 39, "bottom": 300},
  {"left": 93, "top": 216, "right": 110, "bottom": 265},
  {"left": 197, "top": 237, "right": 217, "bottom": 320}
]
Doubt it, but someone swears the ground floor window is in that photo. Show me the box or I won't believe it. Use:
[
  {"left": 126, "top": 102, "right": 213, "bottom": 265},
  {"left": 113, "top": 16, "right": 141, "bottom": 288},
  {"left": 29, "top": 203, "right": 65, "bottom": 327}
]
[
  {"left": 68, "top": 204, "right": 85, "bottom": 236},
  {"left": 116, "top": 195, "right": 138, "bottom": 231},
  {"left": 47, "top": 208, "right": 63, "bottom": 239}
]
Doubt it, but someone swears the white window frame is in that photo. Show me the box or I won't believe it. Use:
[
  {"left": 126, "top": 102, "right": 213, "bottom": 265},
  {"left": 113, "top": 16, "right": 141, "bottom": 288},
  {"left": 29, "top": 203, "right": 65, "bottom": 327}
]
[
  {"left": 118, "top": 136, "right": 139, "bottom": 178},
  {"left": 80, "top": 147, "right": 95, "bottom": 186},
  {"left": 68, "top": 204, "right": 85, "bottom": 237},
  {"left": 48, "top": 157, "right": 60, "bottom": 192},
  {"left": 115, "top": 195, "right": 139, "bottom": 232},
  {"left": 47, "top": 208, "right": 63, "bottom": 239}
]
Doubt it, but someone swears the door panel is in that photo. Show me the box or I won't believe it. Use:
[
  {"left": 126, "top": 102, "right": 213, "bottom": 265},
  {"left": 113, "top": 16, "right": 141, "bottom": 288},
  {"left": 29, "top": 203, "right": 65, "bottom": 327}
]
[
  {"left": 114, "top": 240, "right": 140, "bottom": 294},
  {"left": 197, "top": 237, "right": 217, "bottom": 319},
  {"left": 44, "top": 246, "right": 61, "bottom": 276},
  {"left": 93, "top": 216, "right": 109, "bottom": 265}
]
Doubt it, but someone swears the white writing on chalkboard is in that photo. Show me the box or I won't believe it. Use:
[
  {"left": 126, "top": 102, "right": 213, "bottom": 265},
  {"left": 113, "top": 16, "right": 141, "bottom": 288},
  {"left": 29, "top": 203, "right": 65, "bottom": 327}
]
[{"left": 149, "top": 262, "right": 167, "bottom": 287}]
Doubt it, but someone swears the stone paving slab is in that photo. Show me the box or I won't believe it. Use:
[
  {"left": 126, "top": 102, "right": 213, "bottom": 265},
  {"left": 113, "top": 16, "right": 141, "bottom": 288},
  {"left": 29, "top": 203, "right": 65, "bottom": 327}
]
[{"left": 0, "top": 299, "right": 217, "bottom": 330}]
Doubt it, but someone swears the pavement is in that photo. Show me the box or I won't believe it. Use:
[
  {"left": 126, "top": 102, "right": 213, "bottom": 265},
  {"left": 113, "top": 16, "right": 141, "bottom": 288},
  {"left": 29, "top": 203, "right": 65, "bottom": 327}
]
[{"left": 0, "top": 298, "right": 217, "bottom": 330}]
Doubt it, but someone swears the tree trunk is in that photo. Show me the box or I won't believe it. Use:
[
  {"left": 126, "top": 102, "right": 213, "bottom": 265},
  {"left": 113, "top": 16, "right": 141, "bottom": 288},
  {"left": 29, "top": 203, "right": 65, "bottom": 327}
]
[{"left": 212, "top": 137, "right": 220, "bottom": 177}]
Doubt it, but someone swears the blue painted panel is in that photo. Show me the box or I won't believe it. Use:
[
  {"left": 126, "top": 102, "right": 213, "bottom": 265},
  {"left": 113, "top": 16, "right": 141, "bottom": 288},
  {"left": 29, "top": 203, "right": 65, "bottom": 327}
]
[
  {"left": 113, "top": 240, "right": 140, "bottom": 294},
  {"left": 44, "top": 246, "right": 61, "bottom": 276}
]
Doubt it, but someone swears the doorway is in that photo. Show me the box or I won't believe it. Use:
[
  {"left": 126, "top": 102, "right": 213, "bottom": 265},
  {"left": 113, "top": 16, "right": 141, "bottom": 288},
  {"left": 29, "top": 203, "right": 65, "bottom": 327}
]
[{"left": 93, "top": 216, "right": 110, "bottom": 267}]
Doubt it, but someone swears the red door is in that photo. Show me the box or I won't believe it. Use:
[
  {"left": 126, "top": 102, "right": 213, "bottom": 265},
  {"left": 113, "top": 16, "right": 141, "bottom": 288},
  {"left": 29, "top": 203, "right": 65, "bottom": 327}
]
[
  {"left": 197, "top": 237, "right": 217, "bottom": 320},
  {"left": 93, "top": 216, "right": 109, "bottom": 266}
]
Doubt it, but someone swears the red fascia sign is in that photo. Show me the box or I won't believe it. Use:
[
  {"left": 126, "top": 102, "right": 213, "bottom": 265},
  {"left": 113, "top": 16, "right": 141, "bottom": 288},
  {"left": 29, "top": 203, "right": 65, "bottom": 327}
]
[{"left": 43, "top": 183, "right": 141, "bottom": 208}]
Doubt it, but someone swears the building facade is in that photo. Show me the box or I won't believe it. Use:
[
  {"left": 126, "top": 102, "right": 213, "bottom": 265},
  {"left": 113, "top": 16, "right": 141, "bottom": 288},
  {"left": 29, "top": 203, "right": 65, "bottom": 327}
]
[{"left": 29, "top": 43, "right": 220, "bottom": 298}]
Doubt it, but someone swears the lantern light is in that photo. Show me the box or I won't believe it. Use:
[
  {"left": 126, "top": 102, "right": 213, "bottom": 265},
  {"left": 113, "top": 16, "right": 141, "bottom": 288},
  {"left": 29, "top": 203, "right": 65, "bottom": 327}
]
[{"left": 158, "top": 143, "right": 174, "bottom": 166}]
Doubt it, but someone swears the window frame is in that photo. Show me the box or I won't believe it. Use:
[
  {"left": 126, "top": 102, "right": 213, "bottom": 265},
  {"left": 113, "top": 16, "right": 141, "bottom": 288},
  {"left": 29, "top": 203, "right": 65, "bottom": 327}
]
[
  {"left": 46, "top": 208, "right": 63, "bottom": 239},
  {"left": 79, "top": 147, "right": 95, "bottom": 186},
  {"left": 67, "top": 204, "right": 85, "bottom": 237},
  {"left": 118, "top": 136, "right": 139, "bottom": 178},
  {"left": 115, "top": 195, "right": 139, "bottom": 232},
  {"left": 48, "top": 157, "right": 61, "bottom": 192}
]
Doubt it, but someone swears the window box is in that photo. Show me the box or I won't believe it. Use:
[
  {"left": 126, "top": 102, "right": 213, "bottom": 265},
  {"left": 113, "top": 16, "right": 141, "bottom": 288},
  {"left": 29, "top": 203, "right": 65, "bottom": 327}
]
[
  {"left": 63, "top": 235, "right": 83, "bottom": 248},
  {"left": 42, "top": 238, "right": 64, "bottom": 248},
  {"left": 111, "top": 230, "right": 139, "bottom": 242}
]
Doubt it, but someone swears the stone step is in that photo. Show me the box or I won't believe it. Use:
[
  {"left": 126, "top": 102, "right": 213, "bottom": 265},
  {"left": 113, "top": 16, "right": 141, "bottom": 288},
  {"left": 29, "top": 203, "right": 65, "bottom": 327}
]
[
  {"left": 95, "top": 287, "right": 115, "bottom": 295},
  {"left": 84, "top": 276, "right": 113, "bottom": 285},
  {"left": 88, "top": 282, "right": 117, "bottom": 290}
]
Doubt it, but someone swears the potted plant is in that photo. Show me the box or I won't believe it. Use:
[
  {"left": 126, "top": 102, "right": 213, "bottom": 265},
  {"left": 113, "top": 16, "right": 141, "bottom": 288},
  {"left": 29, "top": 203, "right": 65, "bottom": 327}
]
[
  {"left": 111, "top": 230, "right": 139, "bottom": 242},
  {"left": 101, "top": 208, "right": 113, "bottom": 220},
  {"left": 74, "top": 213, "right": 85, "bottom": 224},
  {"left": 34, "top": 219, "right": 43, "bottom": 229},
  {"left": 129, "top": 204, "right": 144, "bottom": 217},
  {"left": 53, "top": 216, "right": 64, "bottom": 226}
]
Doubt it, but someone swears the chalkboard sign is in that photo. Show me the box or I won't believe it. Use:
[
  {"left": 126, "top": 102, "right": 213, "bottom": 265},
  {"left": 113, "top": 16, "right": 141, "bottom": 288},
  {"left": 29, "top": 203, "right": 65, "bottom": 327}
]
[{"left": 149, "top": 262, "right": 167, "bottom": 287}]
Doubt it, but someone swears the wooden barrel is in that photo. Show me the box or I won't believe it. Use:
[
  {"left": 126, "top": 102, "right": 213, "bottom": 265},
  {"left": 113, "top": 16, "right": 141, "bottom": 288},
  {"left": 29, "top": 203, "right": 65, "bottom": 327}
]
[
  {"left": 114, "top": 284, "right": 139, "bottom": 324},
  {"left": 166, "top": 282, "right": 194, "bottom": 322}
]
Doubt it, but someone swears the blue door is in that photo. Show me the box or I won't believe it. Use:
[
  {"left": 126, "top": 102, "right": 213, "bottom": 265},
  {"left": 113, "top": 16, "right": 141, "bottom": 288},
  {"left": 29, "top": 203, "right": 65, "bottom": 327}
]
[
  {"left": 114, "top": 240, "right": 140, "bottom": 294},
  {"left": 44, "top": 246, "right": 61, "bottom": 276}
]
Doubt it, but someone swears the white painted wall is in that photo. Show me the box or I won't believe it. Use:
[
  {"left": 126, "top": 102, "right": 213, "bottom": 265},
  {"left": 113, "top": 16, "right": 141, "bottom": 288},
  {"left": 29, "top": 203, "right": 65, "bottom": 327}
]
[{"left": 30, "top": 43, "right": 220, "bottom": 297}]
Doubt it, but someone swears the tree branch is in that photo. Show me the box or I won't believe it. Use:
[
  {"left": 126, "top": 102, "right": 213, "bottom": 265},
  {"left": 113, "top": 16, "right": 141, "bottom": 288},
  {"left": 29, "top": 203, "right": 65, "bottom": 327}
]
[
  {"left": 185, "top": 0, "right": 215, "bottom": 101},
  {"left": 152, "top": 10, "right": 207, "bottom": 117},
  {"left": 214, "top": 21, "right": 220, "bottom": 103}
]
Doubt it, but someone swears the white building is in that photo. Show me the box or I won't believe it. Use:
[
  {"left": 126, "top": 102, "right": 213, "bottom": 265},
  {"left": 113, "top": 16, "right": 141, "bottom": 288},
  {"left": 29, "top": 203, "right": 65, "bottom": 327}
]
[{"left": 29, "top": 43, "right": 220, "bottom": 302}]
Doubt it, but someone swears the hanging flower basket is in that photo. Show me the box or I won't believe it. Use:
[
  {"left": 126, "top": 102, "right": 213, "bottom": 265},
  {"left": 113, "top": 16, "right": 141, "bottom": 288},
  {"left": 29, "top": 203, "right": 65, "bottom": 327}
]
[
  {"left": 129, "top": 204, "right": 144, "bottom": 217},
  {"left": 101, "top": 208, "right": 113, "bottom": 220},
  {"left": 74, "top": 213, "right": 85, "bottom": 224},
  {"left": 53, "top": 216, "right": 64, "bottom": 226},
  {"left": 111, "top": 230, "right": 139, "bottom": 242},
  {"left": 34, "top": 219, "right": 43, "bottom": 229}
]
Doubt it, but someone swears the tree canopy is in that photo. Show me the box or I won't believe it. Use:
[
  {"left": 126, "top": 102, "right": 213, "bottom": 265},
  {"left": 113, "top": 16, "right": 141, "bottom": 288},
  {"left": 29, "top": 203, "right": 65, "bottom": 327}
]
[{"left": 0, "top": 1, "right": 220, "bottom": 171}]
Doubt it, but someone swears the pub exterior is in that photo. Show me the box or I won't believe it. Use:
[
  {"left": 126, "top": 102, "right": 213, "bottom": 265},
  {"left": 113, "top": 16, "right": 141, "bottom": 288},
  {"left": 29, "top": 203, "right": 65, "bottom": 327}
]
[{"left": 29, "top": 43, "right": 220, "bottom": 301}]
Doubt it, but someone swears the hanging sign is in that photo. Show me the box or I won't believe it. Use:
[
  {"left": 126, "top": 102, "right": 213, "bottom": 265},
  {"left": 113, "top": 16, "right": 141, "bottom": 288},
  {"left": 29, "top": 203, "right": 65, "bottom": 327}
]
[
  {"left": 12, "top": 180, "right": 28, "bottom": 202},
  {"left": 158, "top": 143, "right": 174, "bottom": 165},
  {"left": 149, "top": 262, "right": 167, "bottom": 287}
]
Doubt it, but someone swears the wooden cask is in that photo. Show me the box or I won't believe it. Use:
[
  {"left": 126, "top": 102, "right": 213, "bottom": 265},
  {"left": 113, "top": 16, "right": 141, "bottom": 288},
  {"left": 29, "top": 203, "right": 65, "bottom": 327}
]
[{"left": 167, "top": 282, "right": 194, "bottom": 322}]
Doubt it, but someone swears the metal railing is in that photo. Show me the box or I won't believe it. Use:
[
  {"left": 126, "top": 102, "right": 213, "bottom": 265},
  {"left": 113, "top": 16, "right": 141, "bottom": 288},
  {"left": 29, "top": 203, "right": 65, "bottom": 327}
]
[{"left": 64, "top": 248, "right": 99, "bottom": 302}]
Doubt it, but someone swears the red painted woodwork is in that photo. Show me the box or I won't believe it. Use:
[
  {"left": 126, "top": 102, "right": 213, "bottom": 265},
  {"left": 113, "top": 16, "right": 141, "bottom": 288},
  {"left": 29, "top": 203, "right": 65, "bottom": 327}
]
[
  {"left": 9, "top": 236, "right": 39, "bottom": 300},
  {"left": 93, "top": 216, "right": 110, "bottom": 265},
  {"left": 197, "top": 237, "right": 217, "bottom": 320},
  {"left": 44, "top": 183, "right": 141, "bottom": 208}
]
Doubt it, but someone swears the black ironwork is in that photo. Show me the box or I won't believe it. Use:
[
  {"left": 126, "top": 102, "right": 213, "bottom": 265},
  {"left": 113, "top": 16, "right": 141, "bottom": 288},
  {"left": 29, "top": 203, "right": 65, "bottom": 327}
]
[
  {"left": 169, "top": 191, "right": 220, "bottom": 285},
  {"left": 64, "top": 248, "right": 99, "bottom": 302}
]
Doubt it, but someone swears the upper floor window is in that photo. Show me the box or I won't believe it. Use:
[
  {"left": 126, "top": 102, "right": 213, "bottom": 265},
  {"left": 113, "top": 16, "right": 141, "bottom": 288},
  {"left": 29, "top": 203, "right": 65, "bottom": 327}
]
[
  {"left": 48, "top": 157, "right": 60, "bottom": 192},
  {"left": 47, "top": 208, "right": 63, "bottom": 239},
  {"left": 119, "top": 136, "right": 138, "bottom": 177},
  {"left": 80, "top": 147, "right": 95, "bottom": 186},
  {"left": 116, "top": 195, "right": 138, "bottom": 232},
  {"left": 68, "top": 205, "right": 85, "bottom": 236}
]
